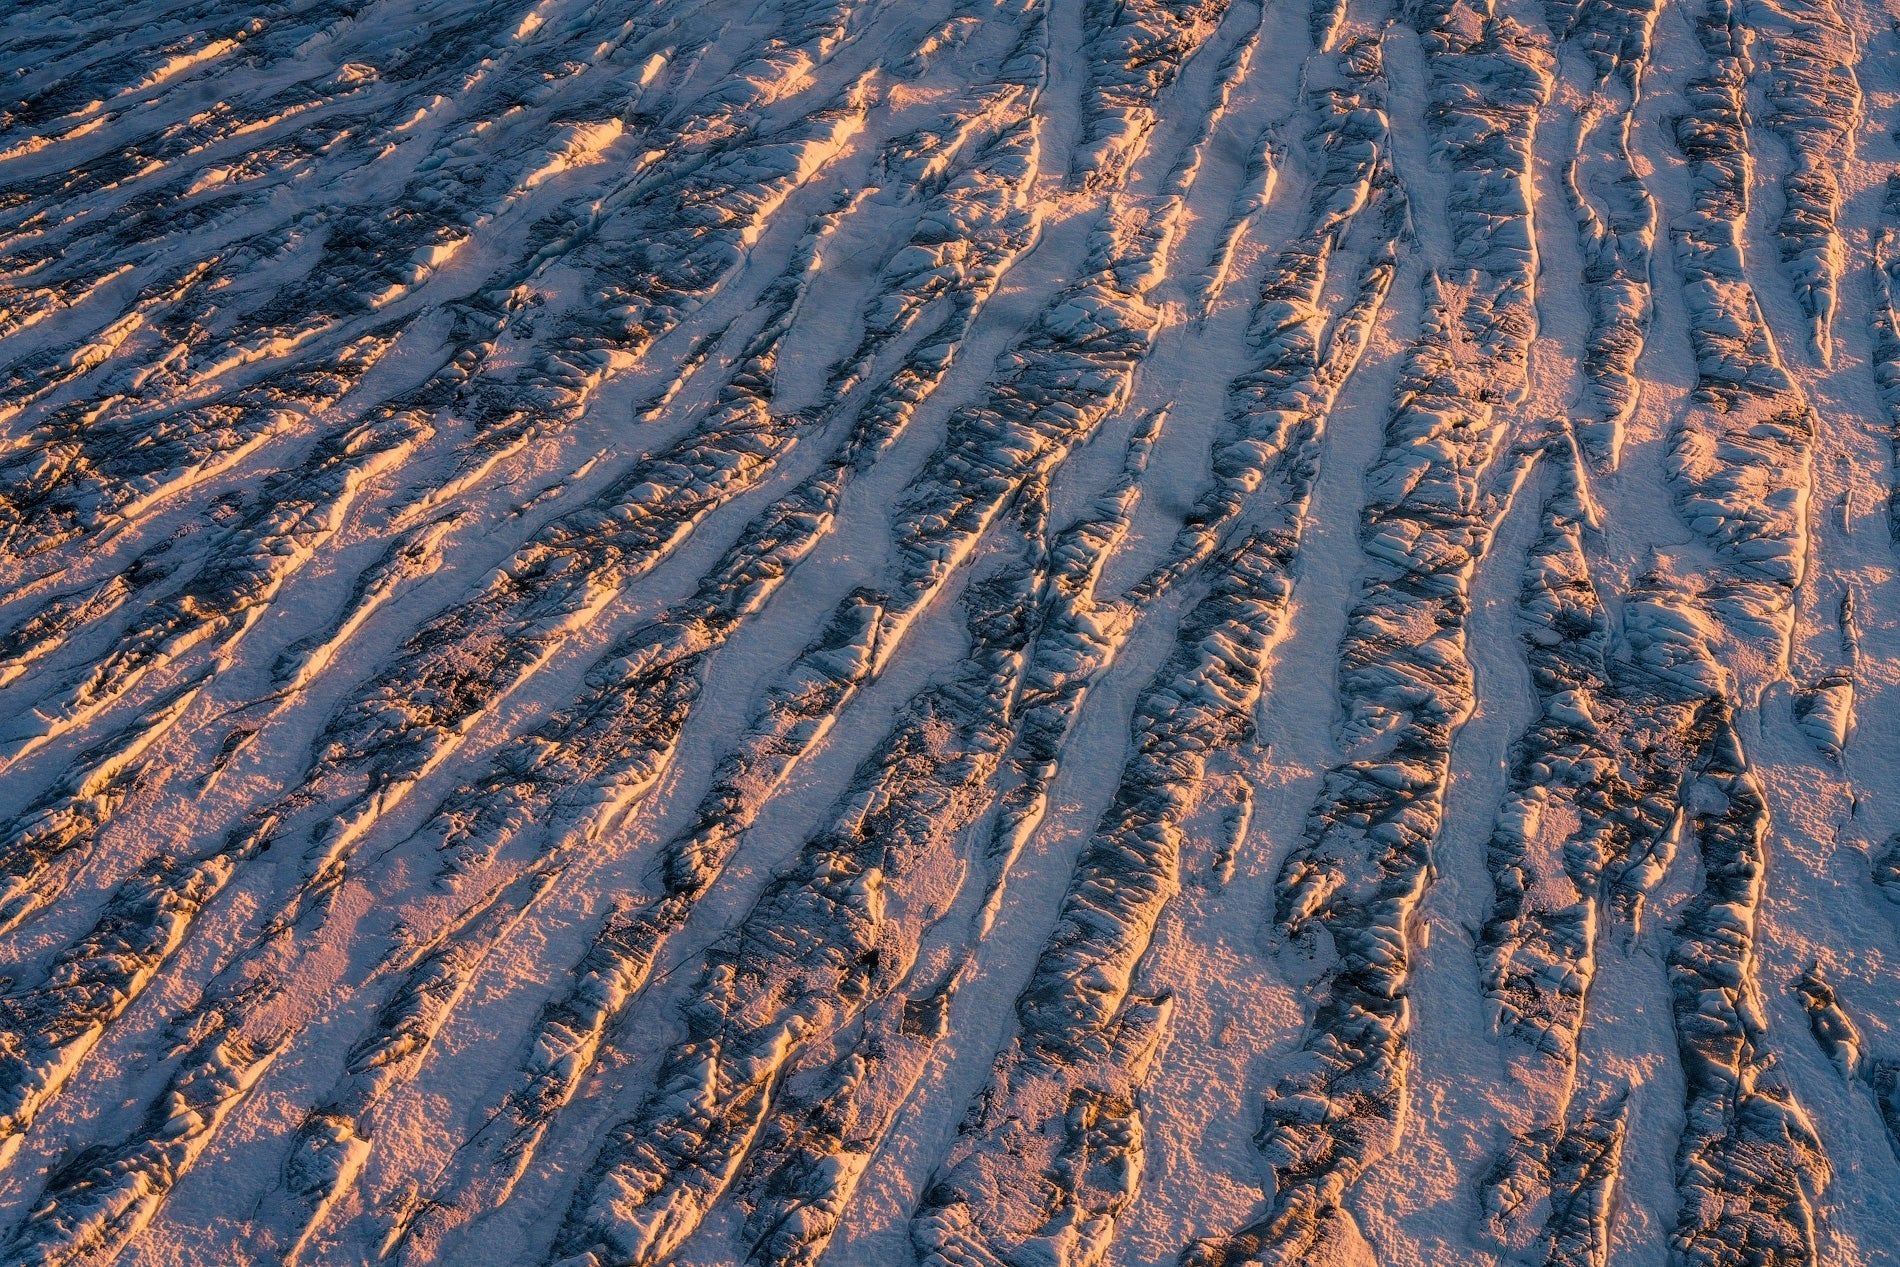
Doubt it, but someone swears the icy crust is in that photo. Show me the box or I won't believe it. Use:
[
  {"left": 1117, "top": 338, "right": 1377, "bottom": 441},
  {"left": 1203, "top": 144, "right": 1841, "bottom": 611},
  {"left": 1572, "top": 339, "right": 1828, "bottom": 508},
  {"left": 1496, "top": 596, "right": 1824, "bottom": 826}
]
[
  {"left": 1744, "top": 0, "right": 1859, "bottom": 364},
  {"left": 1666, "top": 717, "right": 1829, "bottom": 1266},
  {"left": 1873, "top": 832, "right": 1900, "bottom": 907},
  {"left": 0, "top": 0, "right": 892, "bottom": 1182},
  {"left": 1551, "top": 0, "right": 1662, "bottom": 467},
  {"left": 1138, "top": 36, "right": 1401, "bottom": 603},
  {"left": 0, "top": 53, "right": 882, "bottom": 766},
  {"left": 0, "top": 0, "right": 667, "bottom": 230},
  {"left": 1187, "top": 5, "right": 1549, "bottom": 1262},
  {"left": 1547, "top": 0, "right": 1660, "bottom": 75},
  {"left": 1796, "top": 965, "right": 1862, "bottom": 1080},
  {"left": 1871, "top": 177, "right": 1900, "bottom": 544},
  {"left": 915, "top": 538, "right": 1294, "bottom": 1267},
  {"left": 548, "top": 555, "right": 1037, "bottom": 1267},
  {"left": 1, "top": 1027, "right": 286, "bottom": 1267},
  {"left": 1073, "top": 0, "right": 1234, "bottom": 190},
  {"left": 1668, "top": 0, "right": 1815, "bottom": 652},
  {"left": 1791, "top": 663, "right": 1853, "bottom": 761},
  {"left": 1788, "top": 591, "right": 1857, "bottom": 765},
  {"left": 388, "top": 85, "right": 1048, "bottom": 1256}
]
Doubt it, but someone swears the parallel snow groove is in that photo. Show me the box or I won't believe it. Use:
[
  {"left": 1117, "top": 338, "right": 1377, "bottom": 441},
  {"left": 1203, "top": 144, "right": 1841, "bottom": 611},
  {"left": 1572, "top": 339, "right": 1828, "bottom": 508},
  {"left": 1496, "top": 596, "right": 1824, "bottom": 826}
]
[
  {"left": 1481, "top": 567, "right": 1831, "bottom": 1265},
  {"left": 0, "top": 1023, "right": 287, "bottom": 1267},
  {"left": 1473, "top": 490, "right": 1810, "bottom": 1262},
  {"left": 265, "top": 201, "right": 841, "bottom": 907},
  {"left": 1629, "top": 15, "right": 1840, "bottom": 1247},
  {"left": 0, "top": 0, "right": 685, "bottom": 560},
  {"left": 0, "top": 233, "right": 831, "bottom": 1171},
  {"left": 1135, "top": 34, "right": 1400, "bottom": 604},
  {"left": 1745, "top": 0, "right": 1859, "bottom": 364},
  {"left": 3, "top": 0, "right": 858, "bottom": 565},
  {"left": 1552, "top": 0, "right": 1661, "bottom": 468},
  {"left": 1664, "top": 706, "right": 1830, "bottom": 1266},
  {"left": 740, "top": 411, "right": 1166, "bottom": 1267},
  {"left": 0, "top": 679, "right": 200, "bottom": 936},
  {"left": 1072, "top": 0, "right": 1235, "bottom": 190},
  {"left": 0, "top": 0, "right": 1892, "bottom": 1260},
  {"left": 0, "top": 831, "right": 260, "bottom": 1171},
  {"left": 1669, "top": 0, "right": 1815, "bottom": 653},
  {"left": 503, "top": 195, "right": 1176, "bottom": 1262},
  {"left": 417, "top": 83, "right": 1045, "bottom": 887},
  {"left": 1209, "top": 275, "right": 1533, "bottom": 1264},
  {"left": 386, "top": 69, "right": 1050, "bottom": 1257},
  {"left": 548, "top": 548, "right": 1036, "bottom": 1267},
  {"left": 915, "top": 534, "right": 1302, "bottom": 1267},
  {"left": 576, "top": 195, "right": 1175, "bottom": 1018},
  {"left": 260, "top": 867, "right": 560, "bottom": 1263},
  {"left": 2, "top": 324, "right": 410, "bottom": 754},
  {"left": 0, "top": 40, "right": 884, "bottom": 773},
  {"left": 0, "top": 0, "right": 886, "bottom": 1180},
  {"left": 1195, "top": 3, "right": 1551, "bottom": 1260},
  {"left": 393, "top": 116, "right": 1201, "bottom": 1267},
  {"left": 909, "top": 41, "right": 1403, "bottom": 1267}
]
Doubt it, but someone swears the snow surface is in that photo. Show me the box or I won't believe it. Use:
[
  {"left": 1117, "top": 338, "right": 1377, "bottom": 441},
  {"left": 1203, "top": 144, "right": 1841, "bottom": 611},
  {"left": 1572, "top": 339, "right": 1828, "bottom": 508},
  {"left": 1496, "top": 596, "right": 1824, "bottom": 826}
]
[{"left": 2, "top": 0, "right": 1899, "bottom": 1262}]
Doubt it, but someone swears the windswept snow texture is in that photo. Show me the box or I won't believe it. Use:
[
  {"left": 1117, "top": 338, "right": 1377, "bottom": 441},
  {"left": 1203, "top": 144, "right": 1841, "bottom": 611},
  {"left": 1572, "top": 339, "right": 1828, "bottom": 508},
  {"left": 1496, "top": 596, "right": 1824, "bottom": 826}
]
[{"left": 6, "top": 0, "right": 1900, "bottom": 1263}]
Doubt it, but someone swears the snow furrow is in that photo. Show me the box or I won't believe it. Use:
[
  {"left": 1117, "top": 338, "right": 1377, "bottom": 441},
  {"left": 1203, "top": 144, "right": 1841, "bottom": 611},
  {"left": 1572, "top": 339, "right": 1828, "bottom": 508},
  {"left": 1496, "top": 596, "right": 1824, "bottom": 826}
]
[
  {"left": 1669, "top": 0, "right": 1815, "bottom": 655},
  {"left": 0, "top": 1023, "right": 286, "bottom": 1267},
  {"left": 1196, "top": 4, "right": 1551, "bottom": 1259},
  {"left": 1073, "top": 0, "right": 1235, "bottom": 190},
  {"left": 548, "top": 544, "right": 1037, "bottom": 1267},
  {"left": 1, "top": 0, "right": 1893, "bottom": 1259}
]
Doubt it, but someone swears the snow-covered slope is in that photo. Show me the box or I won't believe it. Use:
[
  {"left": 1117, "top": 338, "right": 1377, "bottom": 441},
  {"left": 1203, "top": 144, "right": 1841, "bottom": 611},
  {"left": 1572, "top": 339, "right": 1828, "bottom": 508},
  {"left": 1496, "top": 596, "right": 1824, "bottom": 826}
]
[{"left": 2, "top": 0, "right": 1898, "bottom": 1262}]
